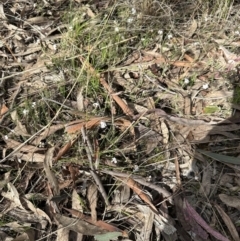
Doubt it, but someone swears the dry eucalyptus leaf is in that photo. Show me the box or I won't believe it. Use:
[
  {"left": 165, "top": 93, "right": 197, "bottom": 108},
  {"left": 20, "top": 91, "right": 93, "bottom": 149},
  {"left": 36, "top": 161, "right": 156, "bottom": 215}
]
[
  {"left": 160, "top": 120, "right": 169, "bottom": 145},
  {"left": 0, "top": 4, "right": 7, "bottom": 19},
  {"left": 154, "top": 213, "right": 177, "bottom": 236},
  {"left": 87, "top": 183, "right": 98, "bottom": 222},
  {"left": 15, "top": 152, "right": 45, "bottom": 163},
  {"left": 56, "top": 225, "right": 69, "bottom": 241},
  {"left": 72, "top": 189, "right": 83, "bottom": 212},
  {"left": 76, "top": 87, "right": 84, "bottom": 111},
  {"left": 112, "top": 185, "right": 130, "bottom": 204},
  {"left": 2, "top": 221, "right": 31, "bottom": 233},
  {"left": 219, "top": 173, "right": 234, "bottom": 187},
  {"left": 1, "top": 183, "right": 24, "bottom": 209},
  {"left": 199, "top": 165, "right": 212, "bottom": 196},
  {"left": 0, "top": 171, "right": 11, "bottom": 190},
  {"left": 215, "top": 204, "right": 239, "bottom": 241},
  {"left": 23, "top": 197, "right": 51, "bottom": 228},
  {"left": 10, "top": 110, "right": 30, "bottom": 137},
  {"left": 136, "top": 205, "right": 154, "bottom": 241},
  {"left": 55, "top": 214, "right": 107, "bottom": 236},
  {"left": 12, "top": 233, "right": 30, "bottom": 241},
  {"left": 187, "top": 19, "right": 198, "bottom": 37},
  {"left": 43, "top": 147, "right": 59, "bottom": 196},
  {"left": 219, "top": 194, "right": 240, "bottom": 210},
  {"left": 94, "top": 232, "right": 122, "bottom": 241},
  {"left": 71, "top": 189, "right": 84, "bottom": 241}
]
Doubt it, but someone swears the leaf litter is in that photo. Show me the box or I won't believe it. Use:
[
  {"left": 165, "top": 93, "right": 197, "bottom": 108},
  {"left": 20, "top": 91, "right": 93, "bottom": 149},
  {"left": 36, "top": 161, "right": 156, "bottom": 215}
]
[{"left": 0, "top": 0, "right": 240, "bottom": 240}]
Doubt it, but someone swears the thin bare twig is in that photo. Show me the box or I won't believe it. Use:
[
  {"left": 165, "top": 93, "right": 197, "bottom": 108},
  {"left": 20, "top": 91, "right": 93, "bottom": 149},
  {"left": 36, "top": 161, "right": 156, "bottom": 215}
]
[
  {"left": 90, "top": 170, "right": 110, "bottom": 206},
  {"left": 81, "top": 127, "right": 94, "bottom": 170},
  {"left": 174, "top": 154, "right": 181, "bottom": 186}
]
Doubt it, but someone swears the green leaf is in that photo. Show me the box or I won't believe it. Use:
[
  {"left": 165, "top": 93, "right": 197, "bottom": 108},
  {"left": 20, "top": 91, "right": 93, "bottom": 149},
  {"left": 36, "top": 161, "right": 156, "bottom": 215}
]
[
  {"left": 94, "top": 232, "right": 122, "bottom": 241},
  {"left": 197, "top": 149, "right": 240, "bottom": 165}
]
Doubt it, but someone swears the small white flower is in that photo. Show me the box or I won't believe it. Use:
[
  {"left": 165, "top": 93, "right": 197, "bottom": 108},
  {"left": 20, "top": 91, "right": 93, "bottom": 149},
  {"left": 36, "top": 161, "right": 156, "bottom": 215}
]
[
  {"left": 23, "top": 109, "right": 29, "bottom": 116},
  {"left": 111, "top": 157, "right": 117, "bottom": 164},
  {"left": 93, "top": 102, "right": 100, "bottom": 108},
  {"left": 235, "top": 30, "right": 240, "bottom": 35},
  {"left": 202, "top": 83, "right": 209, "bottom": 90},
  {"left": 131, "top": 8, "right": 136, "bottom": 15},
  {"left": 53, "top": 44, "right": 57, "bottom": 51},
  {"left": 167, "top": 34, "right": 173, "bottom": 39},
  {"left": 184, "top": 78, "right": 190, "bottom": 84},
  {"left": 147, "top": 176, "right": 152, "bottom": 182},
  {"left": 38, "top": 141, "right": 45, "bottom": 148},
  {"left": 4, "top": 135, "right": 8, "bottom": 140},
  {"left": 133, "top": 165, "right": 139, "bottom": 172},
  {"left": 32, "top": 102, "right": 36, "bottom": 108},
  {"left": 158, "top": 30, "right": 163, "bottom": 35},
  {"left": 114, "top": 26, "right": 119, "bottom": 32},
  {"left": 127, "top": 18, "right": 133, "bottom": 23},
  {"left": 69, "top": 25, "right": 73, "bottom": 31},
  {"left": 228, "top": 59, "right": 235, "bottom": 64},
  {"left": 100, "top": 121, "right": 107, "bottom": 129}
]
